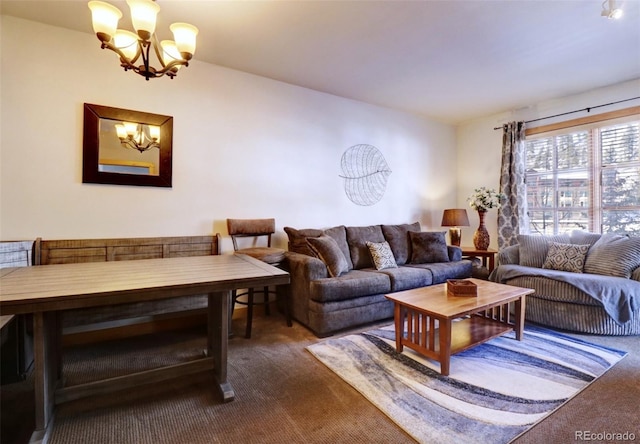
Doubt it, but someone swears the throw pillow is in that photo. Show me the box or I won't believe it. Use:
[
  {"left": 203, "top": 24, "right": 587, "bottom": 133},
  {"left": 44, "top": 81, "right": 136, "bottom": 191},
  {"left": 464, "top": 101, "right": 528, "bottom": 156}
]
[
  {"left": 366, "top": 241, "right": 398, "bottom": 270},
  {"left": 346, "top": 225, "right": 386, "bottom": 269},
  {"left": 323, "top": 225, "right": 354, "bottom": 271},
  {"left": 584, "top": 234, "right": 640, "bottom": 278},
  {"left": 284, "top": 227, "right": 323, "bottom": 256},
  {"left": 542, "top": 242, "right": 590, "bottom": 273},
  {"left": 570, "top": 230, "right": 601, "bottom": 248},
  {"left": 517, "top": 234, "right": 570, "bottom": 268},
  {"left": 306, "top": 235, "right": 350, "bottom": 278},
  {"left": 409, "top": 231, "right": 450, "bottom": 264},
  {"left": 381, "top": 222, "right": 421, "bottom": 265}
]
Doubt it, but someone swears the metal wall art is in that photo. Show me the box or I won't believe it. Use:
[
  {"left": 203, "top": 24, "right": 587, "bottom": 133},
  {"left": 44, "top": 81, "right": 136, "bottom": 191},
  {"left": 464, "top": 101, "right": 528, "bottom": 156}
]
[{"left": 340, "top": 144, "right": 392, "bottom": 206}]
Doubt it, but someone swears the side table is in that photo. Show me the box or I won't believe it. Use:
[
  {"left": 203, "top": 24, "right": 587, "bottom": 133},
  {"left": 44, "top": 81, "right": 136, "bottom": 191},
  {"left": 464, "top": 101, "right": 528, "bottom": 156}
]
[{"left": 460, "top": 247, "right": 497, "bottom": 275}]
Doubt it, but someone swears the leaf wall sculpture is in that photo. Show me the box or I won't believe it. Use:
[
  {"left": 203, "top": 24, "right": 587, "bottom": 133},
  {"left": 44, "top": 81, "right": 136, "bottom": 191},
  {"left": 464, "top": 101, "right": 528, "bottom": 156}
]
[{"left": 340, "top": 144, "right": 392, "bottom": 206}]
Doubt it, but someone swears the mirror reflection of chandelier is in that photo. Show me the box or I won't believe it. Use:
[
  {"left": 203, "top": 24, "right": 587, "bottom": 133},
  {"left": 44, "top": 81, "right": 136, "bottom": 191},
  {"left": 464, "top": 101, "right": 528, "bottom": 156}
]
[
  {"left": 115, "top": 122, "right": 161, "bottom": 153},
  {"left": 88, "top": 0, "right": 198, "bottom": 80}
]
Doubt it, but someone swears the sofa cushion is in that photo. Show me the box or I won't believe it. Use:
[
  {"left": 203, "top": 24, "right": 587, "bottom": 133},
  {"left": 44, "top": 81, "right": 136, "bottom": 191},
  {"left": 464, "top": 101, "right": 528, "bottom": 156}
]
[
  {"left": 366, "top": 241, "right": 397, "bottom": 270},
  {"left": 284, "top": 227, "right": 323, "bottom": 256},
  {"left": 324, "top": 225, "right": 354, "bottom": 270},
  {"left": 409, "top": 231, "right": 449, "bottom": 264},
  {"left": 407, "top": 260, "right": 473, "bottom": 284},
  {"left": 542, "top": 242, "right": 590, "bottom": 273},
  {"left": 346, "top": 225, "right": 386, "bottom": 269},
  {"left": 381, "top": 222, "right": 421, "bottom": 265},
  {"left": 517, "top": 234, "right": 570, "bottom": 268},
  {"left": 374, "top": 266, "right": 433, "bottom": 292},
  {"left": 584, "top": 234, "right": 640, "bottom": 278},
  {"left": 309, "top": 269, "right": 391, "bottom": 302},
  {"left": 307, "top": 235, "right": 350, "bottom": 278}
]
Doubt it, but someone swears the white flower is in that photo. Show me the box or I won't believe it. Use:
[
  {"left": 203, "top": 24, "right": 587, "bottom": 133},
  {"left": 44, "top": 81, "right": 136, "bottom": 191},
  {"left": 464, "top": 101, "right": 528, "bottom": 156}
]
[{"left": 467, "top": 187, "right": 505, "bottom": 212}]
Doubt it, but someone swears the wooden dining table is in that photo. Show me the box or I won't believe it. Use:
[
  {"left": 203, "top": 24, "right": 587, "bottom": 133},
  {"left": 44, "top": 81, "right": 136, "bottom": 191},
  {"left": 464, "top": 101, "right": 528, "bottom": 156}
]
[{"left": 0, "top": 253, "right": 289, "bottom": 444}]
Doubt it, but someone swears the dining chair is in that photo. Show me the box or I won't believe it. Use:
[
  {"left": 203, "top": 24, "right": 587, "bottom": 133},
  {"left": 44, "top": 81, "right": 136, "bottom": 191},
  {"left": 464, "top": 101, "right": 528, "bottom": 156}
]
[{"left": 226, "top": 218, "right": 290, "bottom": 338}]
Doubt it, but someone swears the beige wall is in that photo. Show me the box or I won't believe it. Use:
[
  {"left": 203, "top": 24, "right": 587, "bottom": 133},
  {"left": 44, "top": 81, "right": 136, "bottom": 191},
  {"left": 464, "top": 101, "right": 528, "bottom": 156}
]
[
  {"left": 0, "top": 16, "right": 458, "bottom": 252},
  {"left": 456, "top": 79, "right": 640, "bottom": 249}
]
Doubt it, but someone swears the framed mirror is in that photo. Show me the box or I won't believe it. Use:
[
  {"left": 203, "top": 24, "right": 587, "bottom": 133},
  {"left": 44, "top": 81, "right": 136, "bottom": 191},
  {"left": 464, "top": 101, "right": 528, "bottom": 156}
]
[{"left": 82, "top": 103, "right": 173, "bottom": 187}]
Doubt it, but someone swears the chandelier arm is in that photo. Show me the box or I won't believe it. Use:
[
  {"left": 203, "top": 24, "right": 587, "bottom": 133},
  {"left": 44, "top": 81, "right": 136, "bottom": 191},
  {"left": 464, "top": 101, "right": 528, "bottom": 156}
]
[
  {"left": 152, "top": 60, "right": 189, "bottom": 76},
  {"left": 100, "top": 41, "right": 142, "bottom": 72}
]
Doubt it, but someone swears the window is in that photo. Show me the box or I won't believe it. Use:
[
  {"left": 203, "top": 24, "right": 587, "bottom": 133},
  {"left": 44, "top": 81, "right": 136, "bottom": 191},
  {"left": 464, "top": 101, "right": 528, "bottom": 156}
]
[{"left": 524, "top": 109, "right": 640, "bottom": 236}]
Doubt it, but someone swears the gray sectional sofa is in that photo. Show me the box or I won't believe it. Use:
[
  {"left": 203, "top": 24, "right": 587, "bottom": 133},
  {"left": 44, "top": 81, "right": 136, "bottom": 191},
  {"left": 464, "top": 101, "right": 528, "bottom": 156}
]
[
  {"left": 490, "top": 231, "right": 640, "bottom": 335},
  {"left": 280, "top": 222, "right": 472, "bottom": 336}
]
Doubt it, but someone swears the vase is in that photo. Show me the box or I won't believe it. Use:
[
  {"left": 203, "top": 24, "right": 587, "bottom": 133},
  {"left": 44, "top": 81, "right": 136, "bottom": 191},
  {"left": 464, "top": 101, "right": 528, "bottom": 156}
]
[{"left": 473, "top": 210, "right": 490, "bottom": 250}]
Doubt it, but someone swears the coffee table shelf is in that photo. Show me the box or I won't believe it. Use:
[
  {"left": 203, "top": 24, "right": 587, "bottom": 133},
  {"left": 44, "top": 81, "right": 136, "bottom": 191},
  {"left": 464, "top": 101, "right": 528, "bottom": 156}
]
[{"left": 402, "top": 316, "right": 514, "bottom": 361}]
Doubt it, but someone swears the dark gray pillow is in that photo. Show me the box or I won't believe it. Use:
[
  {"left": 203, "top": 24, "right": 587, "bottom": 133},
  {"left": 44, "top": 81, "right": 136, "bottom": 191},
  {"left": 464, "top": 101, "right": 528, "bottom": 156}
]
[
  {"left": 381, "top": 222, "right": 421, "bottom": 265},
  {"left": 346, "top": 225, "right": 385, "bottom": 269},
  {"left": 409, "top": 231, "right": 450, "bottom": 264},
  {"left": 307, "top": 235, "right": 350, "bottom": 278},
  {"left": 584, "top": 234, "right": 640, "bottom": 278},
  {"left": 324, "top": 225, "right": 354, "bottom": 271},
  {"left": 517, "top": 234, "right": 570, "bottom": 268},
  {"left": 284, "top": 226, "right": 323, "bottom": 256}
]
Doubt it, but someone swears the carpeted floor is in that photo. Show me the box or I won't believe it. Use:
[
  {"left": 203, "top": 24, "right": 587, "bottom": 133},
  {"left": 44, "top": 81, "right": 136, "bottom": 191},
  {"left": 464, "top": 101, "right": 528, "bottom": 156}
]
[{"left": 1, "top": 310, "right": 639, "bottom": 444}]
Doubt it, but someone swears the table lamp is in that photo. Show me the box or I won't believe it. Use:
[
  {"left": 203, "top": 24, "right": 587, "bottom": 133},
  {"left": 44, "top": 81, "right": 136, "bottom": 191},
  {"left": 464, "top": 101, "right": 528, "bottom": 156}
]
[{"left": 441, "top": 209, "right": 470, "bottom": 247}]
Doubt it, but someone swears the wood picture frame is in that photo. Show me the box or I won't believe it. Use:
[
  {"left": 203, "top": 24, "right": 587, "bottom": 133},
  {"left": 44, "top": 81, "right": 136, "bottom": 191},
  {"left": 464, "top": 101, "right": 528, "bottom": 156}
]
[{"left": 82, "top": 103, "right": 173, "bottom": 187}]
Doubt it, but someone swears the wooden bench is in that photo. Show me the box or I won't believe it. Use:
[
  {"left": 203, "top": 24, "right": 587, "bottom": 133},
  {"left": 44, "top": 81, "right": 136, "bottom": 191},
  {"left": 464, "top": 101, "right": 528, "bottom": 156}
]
[
  {"left": 0, "top": 240, "right": 39, "bottom": 382},
  {"left": 38, "top": 235, "right": 221, "bottom": 345}
]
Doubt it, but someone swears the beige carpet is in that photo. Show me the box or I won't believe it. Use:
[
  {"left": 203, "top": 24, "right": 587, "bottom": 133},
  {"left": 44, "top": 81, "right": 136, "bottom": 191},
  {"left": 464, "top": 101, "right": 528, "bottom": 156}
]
[{"left": 1, "top": 311, "right": 639, "bottom": 444}]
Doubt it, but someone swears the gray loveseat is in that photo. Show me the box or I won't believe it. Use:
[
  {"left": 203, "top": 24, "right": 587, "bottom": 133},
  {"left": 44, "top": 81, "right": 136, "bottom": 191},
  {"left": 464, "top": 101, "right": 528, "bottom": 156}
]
[
  {"left": 280, "top": 222, "right": 472, "bottom": 336},
  {"left": 490, "top": 231, "right": 640, "bottom": 335}
]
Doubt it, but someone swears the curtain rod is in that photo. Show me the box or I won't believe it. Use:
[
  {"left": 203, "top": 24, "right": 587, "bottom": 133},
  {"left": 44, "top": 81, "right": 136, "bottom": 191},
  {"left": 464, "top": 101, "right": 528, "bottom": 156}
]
[{"left": 492, "top": 96, "right": 640, "bottom": 130}]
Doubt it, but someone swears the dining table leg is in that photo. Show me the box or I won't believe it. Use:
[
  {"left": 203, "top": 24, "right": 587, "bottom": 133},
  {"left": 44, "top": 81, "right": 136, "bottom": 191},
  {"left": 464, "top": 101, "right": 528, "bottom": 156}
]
[
  {"left": 31, "top": 311, "right": 59, "bottom": 443},
  {"left": 208, "top": 290, "right": 235, "bottom": 402}
]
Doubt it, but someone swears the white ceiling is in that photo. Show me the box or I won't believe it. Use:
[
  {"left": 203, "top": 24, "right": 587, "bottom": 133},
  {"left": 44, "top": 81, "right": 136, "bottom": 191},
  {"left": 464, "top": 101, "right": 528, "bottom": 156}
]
[{"left": 2, "top": 0, "right": 639, "bottom": 124}]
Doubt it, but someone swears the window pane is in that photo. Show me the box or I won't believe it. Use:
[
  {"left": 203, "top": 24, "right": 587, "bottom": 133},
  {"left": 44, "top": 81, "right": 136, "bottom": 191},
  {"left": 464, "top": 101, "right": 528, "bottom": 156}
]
[
  {"left": 528, "top": 211, "right": 555, "bottom": 235},
  {"left": 602, "top": 210, "right": 640, "bottom": 236},
  {"left": 557, "top": 170, "right": 590, "bottom": 208},
  {"left": 601, "top": 122, "right": 639, "bottom": 165},
  {"left": 526, "top": 138, "right": 553, "bottom": 172},
  {"left": 557, "top": 132, "right": 589, "bottom": 170},
  {"left": 557, "top": 210, "right": 589, "bottom": 234},
  {"left": 602, "top": 166, "right": 640, "bottom": 207},
  {"left": 526, "top": 175, "right": 554, "bottom": 208}
]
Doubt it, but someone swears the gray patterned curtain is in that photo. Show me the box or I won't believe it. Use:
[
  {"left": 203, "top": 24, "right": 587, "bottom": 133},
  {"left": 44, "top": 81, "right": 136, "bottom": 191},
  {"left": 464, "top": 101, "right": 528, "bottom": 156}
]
[{"left": 497, "top": 121, "right": 528, "bottom": 248}]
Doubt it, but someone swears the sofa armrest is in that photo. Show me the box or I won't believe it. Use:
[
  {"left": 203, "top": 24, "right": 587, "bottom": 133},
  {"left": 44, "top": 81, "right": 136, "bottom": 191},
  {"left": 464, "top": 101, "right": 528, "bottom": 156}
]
[
  {"left": 447, "top": 246, "right": 462, "bottom": 262},
  {"left": 497, "top": 245, "right": 519, "bottom": 265},
  {"left": 280, "top": 251, "right": 329, "bottom": 327},
  {"left": 284, "top": 251, "right": 329, "bottom": 281},
  {"left": 632, "top": 266, "right": 640, "bottom": 283}
]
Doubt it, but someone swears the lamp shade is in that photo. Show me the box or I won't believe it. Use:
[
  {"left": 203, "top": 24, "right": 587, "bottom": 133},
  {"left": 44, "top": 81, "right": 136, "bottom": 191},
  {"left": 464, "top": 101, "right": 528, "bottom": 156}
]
[
  {"left": 170, "top": 23, "right": 199, "bottom": 58},
  {"left": 126, "top": 0, "right": 160, "bottom": 39},
  {"left": 88, "top": 1, "right": 122, "bottom": 41},
  {"left": 441, "top": 209, "right": 470, "bottom": 227}
]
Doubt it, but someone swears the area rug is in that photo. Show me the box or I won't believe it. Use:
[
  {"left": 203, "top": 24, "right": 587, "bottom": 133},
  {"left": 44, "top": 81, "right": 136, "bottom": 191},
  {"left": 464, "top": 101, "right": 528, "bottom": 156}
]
[{"left": 307, "top": 324, "right": 627, "bottom": 444}]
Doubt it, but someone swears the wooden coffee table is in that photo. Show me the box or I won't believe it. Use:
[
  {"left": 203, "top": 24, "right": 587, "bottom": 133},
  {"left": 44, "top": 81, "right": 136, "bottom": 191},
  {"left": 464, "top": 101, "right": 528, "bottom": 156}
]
[{"left": 385, "top": 279, "right": 533, "bottom": 376}]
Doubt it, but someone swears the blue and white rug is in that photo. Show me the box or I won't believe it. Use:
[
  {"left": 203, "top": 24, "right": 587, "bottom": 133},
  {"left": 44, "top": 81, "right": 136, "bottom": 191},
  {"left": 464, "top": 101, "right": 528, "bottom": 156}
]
[{"left": 307, "top": 324, "right": 626, "bottom": 444}]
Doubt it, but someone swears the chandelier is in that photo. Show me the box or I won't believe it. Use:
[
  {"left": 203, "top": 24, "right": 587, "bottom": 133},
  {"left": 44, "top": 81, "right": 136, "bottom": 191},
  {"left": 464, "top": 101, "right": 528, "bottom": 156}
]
[
  {"left": 88, "top": 0, "right": 198, "bottom": 80},
  {"left": 115, "top": 122, "right": 160, "bottom": 152},
  {"left": 601, "top": 0, "right": 623, "bottom": 19}
]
